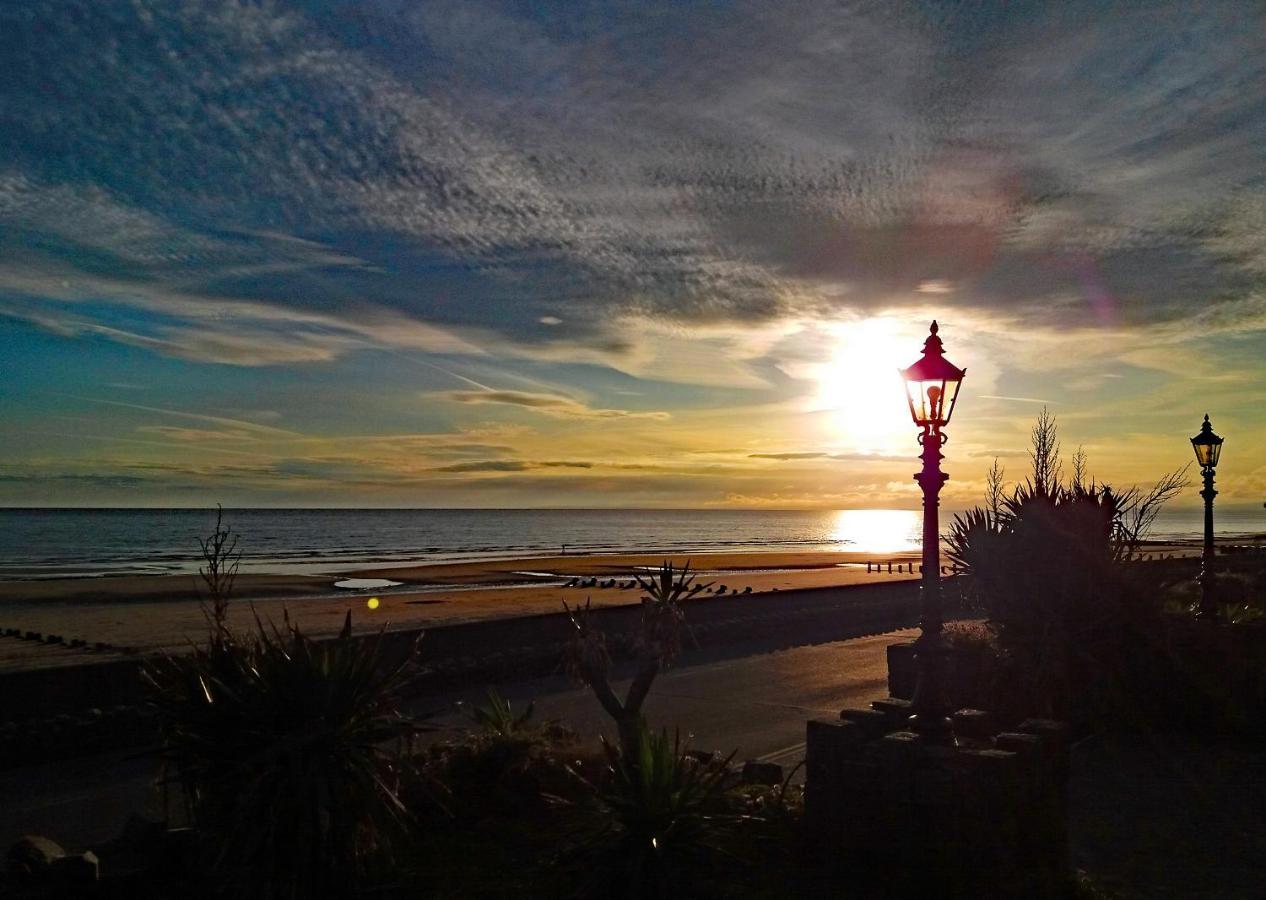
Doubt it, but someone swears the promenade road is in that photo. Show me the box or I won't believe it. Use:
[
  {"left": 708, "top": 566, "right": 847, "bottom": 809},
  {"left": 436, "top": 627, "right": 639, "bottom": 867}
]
[{"left": 0, "top": 628, "right": 913, "bottom": 851}]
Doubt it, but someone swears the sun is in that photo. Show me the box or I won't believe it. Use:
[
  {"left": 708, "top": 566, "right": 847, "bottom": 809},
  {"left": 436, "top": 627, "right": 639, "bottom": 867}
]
[{"left": 814, "top": 318, "right": 915, "bottom": 452}]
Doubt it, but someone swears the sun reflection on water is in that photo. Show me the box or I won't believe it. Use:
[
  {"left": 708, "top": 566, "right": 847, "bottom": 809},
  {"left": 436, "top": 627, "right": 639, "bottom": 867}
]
[{"left": 828, "top": 509, "right": 922, "bottom": 555}]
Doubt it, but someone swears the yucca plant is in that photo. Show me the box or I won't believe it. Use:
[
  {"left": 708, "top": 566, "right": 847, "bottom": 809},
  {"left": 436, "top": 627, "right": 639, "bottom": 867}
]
[
  {"left": 429, "top": 688, "right": 582, "bottom": 829},
  {"left": 950, "top": 482, "right": 1129, "bottom": 642},
  {"left": 143, "top": 612, "right": 423, "bottom": 898},
  {"left": 948, "top": 414, "right": 1188, "bottom": 723},
  {"left": 563, "top": 725, "right": 736, "bottom": 899},
  {"left": 459, "top": 687, "right": 535, "bottom": 739},
  {"left": 563, "top": 561, "right": 710, "bottom": 762}
]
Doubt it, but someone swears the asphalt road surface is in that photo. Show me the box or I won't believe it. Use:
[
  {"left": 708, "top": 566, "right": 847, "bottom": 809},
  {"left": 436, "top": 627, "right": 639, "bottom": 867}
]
[
  {"left": 0, "top": 628, "right": 915, "bottom": 851},
  {"left": 424, "top": 628, "right": 913, "bottom": 767}
]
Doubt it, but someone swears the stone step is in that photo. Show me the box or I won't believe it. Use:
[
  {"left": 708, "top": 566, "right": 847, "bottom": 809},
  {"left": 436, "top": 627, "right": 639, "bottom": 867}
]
[
  {"left": 839, "top": 707, "right": 891, "bottom": 736},
  {"left": 870, "top": 696, "right": 913, "bottom": 726},
  {"left": 951, "top": 708, "right": 994, "bottom": 741}
]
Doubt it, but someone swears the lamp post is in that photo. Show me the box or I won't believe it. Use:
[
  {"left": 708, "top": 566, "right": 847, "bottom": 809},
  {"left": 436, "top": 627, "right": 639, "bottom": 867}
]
[
  {"left": 898, "top": 321, "right": 966, "bottom": 742},
  {"left": 1190, "top": 414, "right": 1224, "bottom": 622}
]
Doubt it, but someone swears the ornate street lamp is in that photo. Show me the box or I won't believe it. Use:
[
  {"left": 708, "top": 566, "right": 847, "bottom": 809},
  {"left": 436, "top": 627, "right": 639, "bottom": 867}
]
[
  {"left": 1190, "top": 414, "right": 1224, "bottom": 621},
  {"left": 898, "top": 321, "right": 965, "bottom": 741}
]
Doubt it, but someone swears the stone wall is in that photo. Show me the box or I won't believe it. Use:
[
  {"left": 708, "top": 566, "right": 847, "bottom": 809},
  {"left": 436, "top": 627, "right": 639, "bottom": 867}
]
[{"left": 805, "top": 697, "right": 1071, "bottom": 895}]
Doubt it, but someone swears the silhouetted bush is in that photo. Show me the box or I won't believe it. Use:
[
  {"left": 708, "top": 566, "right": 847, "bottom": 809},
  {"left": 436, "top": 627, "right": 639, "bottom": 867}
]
[
  {"left": 143, "top": 613, "right": 422, "bottom": 898},
  {"left": 557, "top": 724, "right": 738, "bottom": 899},
  {"left": 416, "top": 689, "right": 581, "bottom": 824},
  {"left": 944, "top": 410, "right": 1191, "bottom": 727},
  {"left": 947, "top": 483, "right": 1144, "bottom": 722}
]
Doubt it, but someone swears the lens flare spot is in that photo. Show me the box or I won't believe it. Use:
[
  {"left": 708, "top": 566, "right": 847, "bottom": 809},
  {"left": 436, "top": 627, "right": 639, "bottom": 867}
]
[{"left": 367, "top": 597, "right": 380, "bottom": 610}]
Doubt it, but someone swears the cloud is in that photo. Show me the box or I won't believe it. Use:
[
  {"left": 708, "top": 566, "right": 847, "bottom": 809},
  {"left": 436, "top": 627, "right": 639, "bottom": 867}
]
[
  {"left": 436, "top": 390, "right": 670, "bottom": 420},
  {"left": 70, "top": 397, "right": 300, "bottom": 438},
  {"left": 433, "top": 459, "right": 529, "bottom": 473},
  {"left": 433, "top": 458, "right": 594, "bottom": 473},
  {"left": 978, "top": 395, "right": 1057, "bottom": 406},
  {"left": 3, "top": 0, "right": 1263, "bottom": 383},
  {"left": 4, "top": 0, "right": 1266, "bottom": 510},
  {"left": 748, "top": 450, "right": 908, "bottom": 462},
  {"left": 749, "top": 451, "right": 829, "bottom": 460},
  {"left": 136, "top": 426, "right": 259, "bottom": 443}
]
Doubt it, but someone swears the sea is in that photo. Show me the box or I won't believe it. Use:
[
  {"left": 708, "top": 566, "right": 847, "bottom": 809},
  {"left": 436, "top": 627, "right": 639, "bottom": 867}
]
[{"left": 0, "top": 506, "right": 1262, "bottom": 581}]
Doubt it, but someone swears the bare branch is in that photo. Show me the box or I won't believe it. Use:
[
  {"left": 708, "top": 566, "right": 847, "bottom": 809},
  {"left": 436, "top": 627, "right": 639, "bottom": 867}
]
[
  {"left": 198, "top": 504, "right": 241, "bottom": 638},
  {"left": 1116, "top": 464, "right": 1192, "bottom": 559}
]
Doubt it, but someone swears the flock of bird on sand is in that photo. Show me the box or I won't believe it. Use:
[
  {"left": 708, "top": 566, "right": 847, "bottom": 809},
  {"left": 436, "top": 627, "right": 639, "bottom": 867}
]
[{"left": 560, "top": 577, "right": 754, "bottom": 596}]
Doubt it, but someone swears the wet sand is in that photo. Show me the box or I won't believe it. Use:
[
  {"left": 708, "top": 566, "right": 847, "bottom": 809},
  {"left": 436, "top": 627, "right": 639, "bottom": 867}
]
[
  {"left": 0, "top": 541, "right": 1213, "bottom": 667},
  {"left": 0, "top": 550, "right": 922, "bottom": 661}
]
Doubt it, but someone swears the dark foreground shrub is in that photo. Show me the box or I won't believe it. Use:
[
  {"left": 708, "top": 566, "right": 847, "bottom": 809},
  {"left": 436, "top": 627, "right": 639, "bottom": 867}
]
[
  {"left": 946, "top": 483, "right": 1150, "bottom": 723},
  {"left": 143, "top": 613, "right": 422, "bottom": 899},
  {"left": 559, "top": 726, "right": 737, "bottom": 899},
  {"left": 417, "top": 689, "right": 581, "bottom": 825}
]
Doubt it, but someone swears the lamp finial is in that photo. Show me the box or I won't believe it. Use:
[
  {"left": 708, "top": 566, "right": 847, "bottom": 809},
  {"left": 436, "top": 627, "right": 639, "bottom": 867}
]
[{"left": 922, "top": 321, "right": 944, "bottom": 357}]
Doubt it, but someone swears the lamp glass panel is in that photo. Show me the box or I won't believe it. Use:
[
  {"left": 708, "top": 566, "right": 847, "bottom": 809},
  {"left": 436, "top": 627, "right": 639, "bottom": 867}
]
[
  {"left": 905, "top": 377, "right": 962, "bottom": 426},
  {"left": 940, "top": 377, "right": 963, "bottom": 426},
  {"left": 905, "top": 379, "right": 930, "bottom": 424},
  {"left": 1191, "top": 438, "right": 1223, "bottom": 468}
]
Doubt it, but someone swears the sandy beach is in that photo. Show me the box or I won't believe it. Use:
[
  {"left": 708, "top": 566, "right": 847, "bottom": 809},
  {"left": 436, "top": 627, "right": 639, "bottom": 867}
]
[
  {"left": 0, "top": 541, "right": 1213, "bottom": 668},
  {"left": 0, "top": 550, "right": 927, "bottom": 661}
]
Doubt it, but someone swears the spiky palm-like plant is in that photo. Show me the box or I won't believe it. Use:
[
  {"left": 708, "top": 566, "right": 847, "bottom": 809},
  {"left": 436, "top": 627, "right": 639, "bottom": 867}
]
[
  {"left": 563, "top": 561, "right": 710, "bottom": 761},
  {"left": 948, "top": 483, "right": 1130, "bottom": 717},
  {"left": 459, "top": 687, "right": 535, "bottom": 740},
  {"left": 564, "top": 725, "right": 735, "bottom": 899},
  {"left": 143, "top": 613, "right": 422, "bottom": 899},
  {"left": 948, "top": 482, "right": 1125, "bottom": 642}
]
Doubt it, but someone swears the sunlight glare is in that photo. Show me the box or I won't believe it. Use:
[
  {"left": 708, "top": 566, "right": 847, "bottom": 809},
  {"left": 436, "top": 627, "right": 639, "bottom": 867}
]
[
  {"left": 828, "top": 509, "right": 921, "bottom": 555},
  {"left": 814, "top": 319, "right": 914, "bottom": 451}
]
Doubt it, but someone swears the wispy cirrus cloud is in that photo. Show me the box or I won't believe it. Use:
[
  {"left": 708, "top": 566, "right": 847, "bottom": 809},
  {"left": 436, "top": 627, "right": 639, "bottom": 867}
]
[
  {"left": 4, "top": 0, "right": 1265, "bottom": 356},
  {"left": 436, "top": 390, "right": 670, "bottom": 421}
]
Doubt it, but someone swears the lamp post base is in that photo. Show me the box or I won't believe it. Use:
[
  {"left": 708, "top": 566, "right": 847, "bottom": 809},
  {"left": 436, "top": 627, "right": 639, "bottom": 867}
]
[{"left": 907, "top": 629, "right": 955, "bottom": 744}]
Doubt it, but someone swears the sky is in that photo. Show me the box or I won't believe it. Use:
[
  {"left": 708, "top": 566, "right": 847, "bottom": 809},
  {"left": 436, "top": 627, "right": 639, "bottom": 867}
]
[{"left": 1, "top": 0, "right": 1264, "bottom": 511}]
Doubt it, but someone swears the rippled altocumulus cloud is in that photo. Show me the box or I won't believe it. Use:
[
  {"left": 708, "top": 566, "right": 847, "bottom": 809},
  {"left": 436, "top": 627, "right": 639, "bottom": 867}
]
[{"left": 2, "top": 0, "right": 1265, "bottom": 369}]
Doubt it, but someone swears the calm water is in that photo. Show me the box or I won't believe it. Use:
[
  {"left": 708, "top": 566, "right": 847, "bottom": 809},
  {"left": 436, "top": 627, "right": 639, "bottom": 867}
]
[{"left": 0, "top": 506, "right": 1260, "bottom": 580}]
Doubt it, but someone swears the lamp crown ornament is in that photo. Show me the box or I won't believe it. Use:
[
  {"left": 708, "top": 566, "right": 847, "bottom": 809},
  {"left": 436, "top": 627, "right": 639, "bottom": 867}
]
[{"left": 924, "top": 319, "right": 942, "bottom": 353}]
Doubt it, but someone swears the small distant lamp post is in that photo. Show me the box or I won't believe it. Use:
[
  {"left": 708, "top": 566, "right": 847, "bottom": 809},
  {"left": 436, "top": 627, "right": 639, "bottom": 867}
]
[
  {"left": 899, "top": 321, "right": 966, "bottom": 741},
  {"left": 1190, "top": 414, "right": 1224, "bottom": 621}
]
